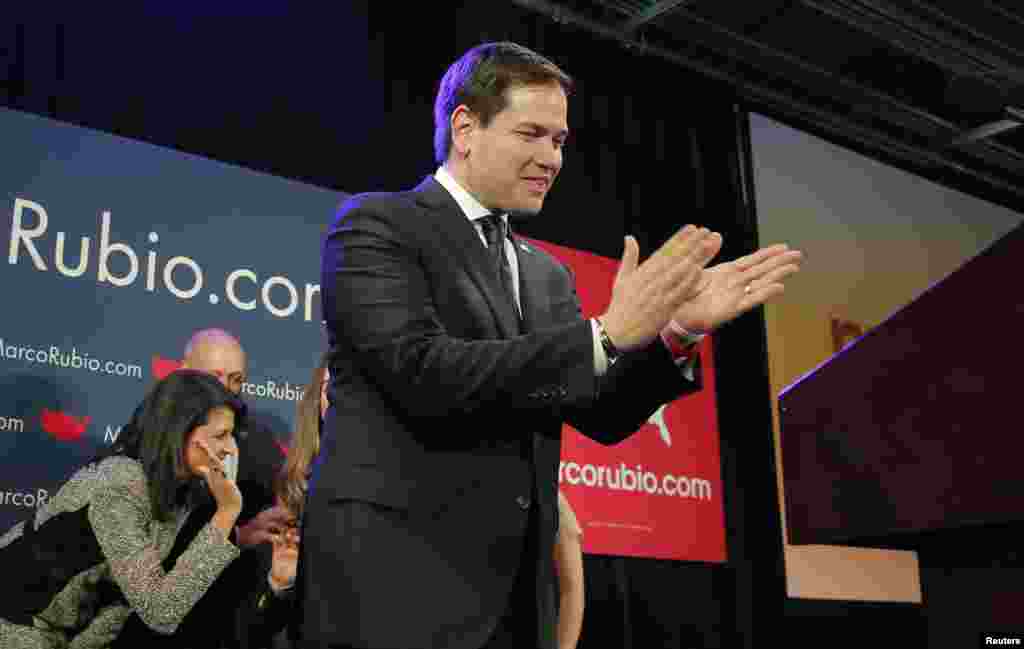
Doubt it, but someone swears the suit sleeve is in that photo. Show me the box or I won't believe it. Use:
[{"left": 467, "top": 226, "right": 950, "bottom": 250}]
[
  {"left": 322, "top": 198, "right": 599, "bottom": 423},
  {"left": 559, "top": 264, "right": 704, "bottom": 444}
]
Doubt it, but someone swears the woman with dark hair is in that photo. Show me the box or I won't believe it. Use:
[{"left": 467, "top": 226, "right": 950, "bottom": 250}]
[{"left": 0, "top": 369, "right": 295, "bottom": 648}]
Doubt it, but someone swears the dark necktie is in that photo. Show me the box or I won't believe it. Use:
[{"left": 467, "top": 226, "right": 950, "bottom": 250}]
[
  {"left": 479, "top": 213, "right": 520, "bottom": 318},
  {"left": 479, "top": 215, "right": 530, "bottom": 463}
]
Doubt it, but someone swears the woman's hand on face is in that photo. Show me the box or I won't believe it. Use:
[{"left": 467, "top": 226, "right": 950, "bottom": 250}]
[{"left": 195, "top": 440, "right": 243, "bottom": 513}]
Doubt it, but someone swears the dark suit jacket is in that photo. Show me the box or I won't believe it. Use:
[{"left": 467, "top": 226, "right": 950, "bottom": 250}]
[{"left": 300, "top": 177, "right": 700, "bottom": 649}]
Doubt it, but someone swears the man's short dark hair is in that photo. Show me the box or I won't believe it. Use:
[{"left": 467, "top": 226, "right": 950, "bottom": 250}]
[{"left": 433, "top": 41, "right": 573, "bottom": 164}]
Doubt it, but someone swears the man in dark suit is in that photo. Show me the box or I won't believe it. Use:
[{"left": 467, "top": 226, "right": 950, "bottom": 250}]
[{"left": 300, "top": 42, "right": 801, "bottom": 649}]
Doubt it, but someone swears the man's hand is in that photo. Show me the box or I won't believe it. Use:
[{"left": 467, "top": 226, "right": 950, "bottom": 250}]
[
  {"left": 236, "top": 504, "right": 295, "bottom": 548},
  {"left": 671, "top": 244, "right": 802, "bottom": 334},
  {"left": 599, "top": 226, "right": 723, "bottom": 352},
  {"left": 269, "top": 526, "right": 300, "bottom": 592}
]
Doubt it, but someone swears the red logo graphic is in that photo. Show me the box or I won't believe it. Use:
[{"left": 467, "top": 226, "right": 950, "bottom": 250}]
[
  {"left": 646, "top": 403, "right": 673, "bottom": 447},
  {"left": 40, "top": 409, "right": 91, "bottom": 442},
  {"left": 151, "top": 354, "right": 182, "bottom": 380},
  {"left": 527, "top": 236, "right": 726, "bottom": 563}
]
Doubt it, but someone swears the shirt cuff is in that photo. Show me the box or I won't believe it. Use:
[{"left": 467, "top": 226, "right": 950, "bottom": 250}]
[
  {"left": 591, "top": 319, "right": 609, "bottom": 377},
  {"left": 660, "top": 324, "right": 704, "bottom": 382},
  {"left": 679, "top": 354, "right": 698, "bottom": 382}
]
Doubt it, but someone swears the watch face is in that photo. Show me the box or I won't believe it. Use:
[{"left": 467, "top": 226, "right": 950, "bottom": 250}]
[
  {"left": 605, "top": 339, "right": 618, "bottom": 358},
  {"left": 600, "top": 327, "right": 618, "bottom": 357},
  {"left": 602, "top": 341, "right": 619, "bottom": 366}
]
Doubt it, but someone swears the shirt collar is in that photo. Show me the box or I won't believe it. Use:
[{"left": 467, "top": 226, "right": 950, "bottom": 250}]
[{"left": 434, "top": 166, "right": 506, "bottom": 225}]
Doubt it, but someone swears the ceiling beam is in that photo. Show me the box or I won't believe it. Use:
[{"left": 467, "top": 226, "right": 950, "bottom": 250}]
[
  {"left": 646, "top": 3, "right": 1024, "bottom": 170},
  {"left": 905, "top": 0, "right": 1024, "bottom": 66},
  {"left": 799, "top": 0, "right": 1014, "bottom": 81},
  {"left": 623, "top": 0, "right": 696, "bottom": 33},
  {"left": 952, "top": 106, "right": 1024, "bottom": 146},
  {"left": 979, "top": 0, "right": 1024, "bottom": 32},
  {"left": 951, "top": 119, "right": 1022, "bottom": 147},
  {"left": 509, "top": 0, "right": 1024, "bottom": 199}
]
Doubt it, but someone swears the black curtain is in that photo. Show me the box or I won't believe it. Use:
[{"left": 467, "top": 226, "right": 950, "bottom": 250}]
[{"left": 2, "top": 3, "right": 785, "bottom": 647}]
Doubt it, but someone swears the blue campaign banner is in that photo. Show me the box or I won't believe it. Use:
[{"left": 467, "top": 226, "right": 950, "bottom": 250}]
[{"left": 0, "top": 107, "right": 347, "bottom": 530}]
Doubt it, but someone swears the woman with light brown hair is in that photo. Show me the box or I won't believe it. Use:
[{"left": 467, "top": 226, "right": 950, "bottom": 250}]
[
  {"left": 275, "top": 353, "right": 330, "bottom": 524},
  {"left": 555, "top": 490, "right": 584, "bottom": 649}
]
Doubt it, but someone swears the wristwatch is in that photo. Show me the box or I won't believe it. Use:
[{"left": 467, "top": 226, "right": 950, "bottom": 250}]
[{"left": 594, "top": 318, "right": 620, "bottom": 366}]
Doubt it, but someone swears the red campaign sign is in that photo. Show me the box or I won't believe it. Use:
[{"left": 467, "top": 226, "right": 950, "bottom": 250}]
[{"left": 524, "top": 238, "right": 727, "bottom": 563}]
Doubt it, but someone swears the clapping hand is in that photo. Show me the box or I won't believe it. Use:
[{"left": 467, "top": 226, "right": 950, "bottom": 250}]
[
  {"left": 670, "top": 244, "right": 802, "bottom": 334},
  {"left": 600, "top": 226, "right": 723, "bottom": 351}
]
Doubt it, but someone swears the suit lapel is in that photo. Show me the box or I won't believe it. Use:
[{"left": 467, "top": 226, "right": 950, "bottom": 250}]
[
  {"left": 510, "top": 235, "right": 551, "bottom": 334},
  {"left": 511, "top": 235, "right": 551, "bottom": 462},
  {"left": 412, "top": 177, "right": 521, "bottom": 338}
]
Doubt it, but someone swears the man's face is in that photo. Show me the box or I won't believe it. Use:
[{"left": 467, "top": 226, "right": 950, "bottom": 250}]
[
  {"left": 187, "top": 343, "right": 248, "bottom": 395},
  {"left": 459, "top": 82, "right": 568, "bottom": 215}
]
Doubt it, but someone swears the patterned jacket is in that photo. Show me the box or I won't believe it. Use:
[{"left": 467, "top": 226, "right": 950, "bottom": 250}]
[{"left": 0, "top": 456, "right": 246, "bottom": 648}]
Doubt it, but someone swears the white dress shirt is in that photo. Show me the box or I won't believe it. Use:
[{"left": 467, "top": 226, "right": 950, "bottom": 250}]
[
  {"left": 433, "top": 166, "right": 702, "bottom": 381},
  {"left": 434, "top": 166, "right": 611, "bottom": 375}
]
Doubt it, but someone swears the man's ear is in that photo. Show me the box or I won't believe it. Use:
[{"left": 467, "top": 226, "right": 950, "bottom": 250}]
[{"left": 450, "top": 105, "right": 478, "bottom": 159}]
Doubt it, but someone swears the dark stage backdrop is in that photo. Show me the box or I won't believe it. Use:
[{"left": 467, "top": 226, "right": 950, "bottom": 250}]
[{"left": 2, "top": 3, "right": 786, "bottom": 647}]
